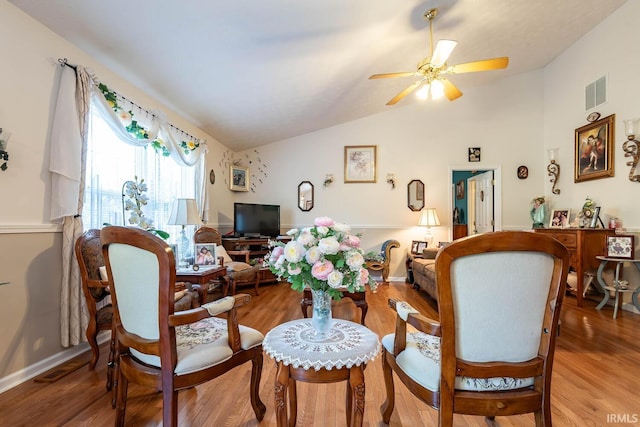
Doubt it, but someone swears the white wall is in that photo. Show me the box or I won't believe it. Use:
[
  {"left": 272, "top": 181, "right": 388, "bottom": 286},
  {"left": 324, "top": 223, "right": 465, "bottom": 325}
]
[
  {"left": 543, "top": 0, "right": 640, "bottom": 227},
  {"left": 0, "top": 0, "right": 229, "bottom": 385},
  {"left": 231, "top": 69, "right": 545, "bottom": 278}
]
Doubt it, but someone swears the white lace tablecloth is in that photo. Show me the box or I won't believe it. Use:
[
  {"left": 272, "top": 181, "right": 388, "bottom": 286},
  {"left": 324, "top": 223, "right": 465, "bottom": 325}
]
[{"left": 263, "top": 319, "right": 381, "bottom": 371}]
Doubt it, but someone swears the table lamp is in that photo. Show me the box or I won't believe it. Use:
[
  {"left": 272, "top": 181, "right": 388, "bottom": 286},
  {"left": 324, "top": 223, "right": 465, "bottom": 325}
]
[
  {"left": 168, "top": 198, "right": 202, "bottom": 267},
  {"left": 418, "top": 208, "right": 440, "bottom": 247}
]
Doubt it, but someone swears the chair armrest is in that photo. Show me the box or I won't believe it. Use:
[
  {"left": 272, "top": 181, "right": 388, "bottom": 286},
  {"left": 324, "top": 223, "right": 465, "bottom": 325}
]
[
  {"left": 168, "top": 294, "right": 252, "bottom": 326},
  {"left": 388, "top": 298, "right": 441, "bottom": 356},
  {"left": 87, "top": 278, "right": 109, "bottom": 288}
]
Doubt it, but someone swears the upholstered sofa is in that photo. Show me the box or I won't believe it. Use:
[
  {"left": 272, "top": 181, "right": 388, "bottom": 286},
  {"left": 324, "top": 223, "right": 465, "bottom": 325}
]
[{"left": 410, "top": 248, "right": 438, "bottom": 302}]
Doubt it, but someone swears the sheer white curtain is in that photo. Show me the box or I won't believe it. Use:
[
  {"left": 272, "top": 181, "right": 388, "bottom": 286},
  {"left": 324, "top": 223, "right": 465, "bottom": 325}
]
[{"left": 50, "top": 64, "right": 208, "bottom": 347}]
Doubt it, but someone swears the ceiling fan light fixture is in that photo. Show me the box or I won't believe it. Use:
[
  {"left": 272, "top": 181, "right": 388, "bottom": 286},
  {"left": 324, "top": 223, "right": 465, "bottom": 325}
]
[
  {"left": 431, "top": 80, "right": 445, "bottom": 100},
  {"left": 416, "top": 83, "right": 430, "bottom": 100},
  {"left": 431, "top": 40, "right": 457, "bottom": 66}
]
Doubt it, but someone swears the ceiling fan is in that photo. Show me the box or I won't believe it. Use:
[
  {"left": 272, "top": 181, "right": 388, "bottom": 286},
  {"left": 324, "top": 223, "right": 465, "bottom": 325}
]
[{"left": 369, "top": 8, "right": 509, "bottom": 105}]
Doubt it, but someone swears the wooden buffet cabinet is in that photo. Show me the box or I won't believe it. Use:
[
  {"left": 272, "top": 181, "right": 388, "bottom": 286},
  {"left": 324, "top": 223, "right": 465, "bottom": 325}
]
[{"left": 534, "top": 228, "right": 615, "bottom": 307}]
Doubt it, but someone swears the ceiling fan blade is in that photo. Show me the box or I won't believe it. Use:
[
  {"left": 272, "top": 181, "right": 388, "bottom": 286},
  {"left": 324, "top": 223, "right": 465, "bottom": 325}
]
[
  {"left": 442, "top": 79, "right": 463, "bottom": 101},
  {"left": 447, "top": 57, "right": 509, "bottom": 74},
  {"left": 431, "top": 40, "right": 457, "bottom": 67},
  {"left": 387, "top": 81, "right": 422, "bottom": 105},
  {"left": 369, "top": 72, "right": 416, "bottom": 79}
]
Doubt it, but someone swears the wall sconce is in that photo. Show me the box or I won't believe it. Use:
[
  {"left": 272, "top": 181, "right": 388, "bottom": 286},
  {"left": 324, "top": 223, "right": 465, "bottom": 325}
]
[
  {"left": 0, "top": 128, "right": 10, "bottom": 171},
  {"left": 547, "top": 148, "right": 560, "bottom": 194},
  {"left": 623, "top": 118, "right": 640, "bottom": 182},
  {"left": 386, "top": 173, "right": 396, "bottom": 189},
  {"left": 323, "top": 174, "right": 334, "bottom": 187}
]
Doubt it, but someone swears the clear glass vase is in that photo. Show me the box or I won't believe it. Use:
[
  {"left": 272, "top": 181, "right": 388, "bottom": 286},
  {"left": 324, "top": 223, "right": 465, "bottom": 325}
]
[{"left": 311, "top": 289, "right": 333, "bottom": 337}]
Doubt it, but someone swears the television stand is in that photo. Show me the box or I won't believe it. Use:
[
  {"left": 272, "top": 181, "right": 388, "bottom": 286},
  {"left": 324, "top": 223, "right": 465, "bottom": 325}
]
[{"left": 222, "top": 236, "right": 291, "bottom": 285}]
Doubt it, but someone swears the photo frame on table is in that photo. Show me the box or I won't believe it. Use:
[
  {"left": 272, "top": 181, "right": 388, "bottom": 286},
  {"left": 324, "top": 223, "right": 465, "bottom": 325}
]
[
  {"left": 169, "top": 244, "right": 179, "bottom": 267},
  {"left": 606, "top": 235, "right": 635, "bottom": 259},
  {"left": 194, "top": 243, "right": 218, "bottom": 266},
  {"left": 411, "top": 240, "right": 428, "bottom": 255},
  {"left": 589, "top": 206, "right": 602, "bottom": 228},
  {"left": 344, "top": 145, "right": 377, "bottom": 183},
  {"left": 549, "top": 209, "right": 570, "bottom": 228},
  {"left": 574, "top": 114, "right": 615, "bottom": 182},
  {"left": 229, "top": 165, "right": 249, "bottom": 191}
]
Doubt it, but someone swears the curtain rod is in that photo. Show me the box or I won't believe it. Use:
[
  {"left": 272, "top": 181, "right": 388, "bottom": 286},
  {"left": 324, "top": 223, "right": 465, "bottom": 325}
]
[{"left": 57, "top": 58, "right": 202, "bottom": 142}]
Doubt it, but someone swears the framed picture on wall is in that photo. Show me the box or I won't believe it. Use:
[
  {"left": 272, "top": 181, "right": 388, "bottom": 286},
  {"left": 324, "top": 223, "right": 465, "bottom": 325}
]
[
  {"left": 344, "top": 145, "right": 377, "bottom": 183},
  {"left": 574, "top": 114, "right": 615, "bottom": 182},
  {"left": 229, "top": 165, "right": 249, "bottom": 191},
  {"left": 468, "top": 147, "right": 481, "bottom": 162},
  {"left": 455, "top": 180, "right": 465, "bottom": 199},
  {"left": 606, "top": 235, "right": 635, "bottom": 259}
]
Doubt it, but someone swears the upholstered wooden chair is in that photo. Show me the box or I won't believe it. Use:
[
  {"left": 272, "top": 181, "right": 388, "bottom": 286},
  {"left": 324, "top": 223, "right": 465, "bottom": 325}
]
[
  {"left": 101, "top": 226, "right": 265, "bottom": 427},
  {"left": 380, "top": 231, "right": 569, "bottom": 426},
  {"left": 365, "top": 239, "right": 400, "bottom": 282},
  {"left": 74, "top": 229, "right": 115, "bottom": 390},
  {"left": 193, "top": 226, "right": 260, "bottom": 296},
  {"left": 75, "top": 229, "right": 205, "bottom": 406}
]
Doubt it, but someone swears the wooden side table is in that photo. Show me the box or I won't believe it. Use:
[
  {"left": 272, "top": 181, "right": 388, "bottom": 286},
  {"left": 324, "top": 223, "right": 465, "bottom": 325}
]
[
  {"left": 595, "top": 256, "right": 640, "bottom": 319},
  {"left": 263, "top": 319, "right": 380, "bottom": 427}
]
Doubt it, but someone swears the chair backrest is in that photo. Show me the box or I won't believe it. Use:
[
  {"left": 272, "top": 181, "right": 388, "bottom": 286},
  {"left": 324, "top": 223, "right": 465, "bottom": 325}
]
[
  {"left": 381, "top": 239, "right": 400, "bottom": 261},
  {"left": 435, "top": 231, "right": 569, "bottom": 387},
  {"left": 101, "top": 226, "right": 177, "bottom": 368},
  {"left": 75, "top": 228, "right": 109, "bottom": 303},
  {"left": 194, "top": 226, "right": 222, "bottom": 245}
]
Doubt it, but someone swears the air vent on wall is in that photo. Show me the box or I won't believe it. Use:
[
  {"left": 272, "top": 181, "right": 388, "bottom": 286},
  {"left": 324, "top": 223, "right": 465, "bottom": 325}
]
[{"left": 585, "top": 76, "right": 606, "bottom": 110}]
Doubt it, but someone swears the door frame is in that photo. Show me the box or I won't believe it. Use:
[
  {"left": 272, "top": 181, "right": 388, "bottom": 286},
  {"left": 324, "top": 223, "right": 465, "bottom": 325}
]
[{"left": 448, "top": 165, "right": 502, "bottom": 241}]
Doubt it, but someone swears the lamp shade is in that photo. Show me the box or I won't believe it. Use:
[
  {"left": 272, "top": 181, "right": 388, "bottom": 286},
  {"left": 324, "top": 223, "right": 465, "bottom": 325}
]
[
  {"left": 418, "top": 208, "right": 440, "bottom": 227},
  {"left": 168, "top": 198, "right": 202, "bottom": 226}
]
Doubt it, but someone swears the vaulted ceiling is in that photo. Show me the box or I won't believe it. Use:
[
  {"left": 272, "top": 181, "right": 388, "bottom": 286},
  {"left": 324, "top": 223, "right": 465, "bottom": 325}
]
[{"left": 11, "top": 0, "right": 628, "bottom": 150}]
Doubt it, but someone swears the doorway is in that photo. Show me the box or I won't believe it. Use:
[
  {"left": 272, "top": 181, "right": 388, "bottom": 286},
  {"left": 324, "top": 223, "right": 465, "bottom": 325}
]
[{"left": 449, "top": 166, "right": 502, "bottom": 241}]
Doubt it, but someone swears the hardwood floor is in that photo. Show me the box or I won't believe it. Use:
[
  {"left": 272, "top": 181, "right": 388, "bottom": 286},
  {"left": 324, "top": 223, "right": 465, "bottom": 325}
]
[{"left": 1, "top": 281, "right": 639, "bottom": 426}]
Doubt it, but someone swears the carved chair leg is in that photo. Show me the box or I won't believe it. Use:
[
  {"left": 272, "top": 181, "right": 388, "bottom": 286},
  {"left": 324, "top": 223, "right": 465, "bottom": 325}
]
[
  {"left": 162, "top": 388, "right": 179, "bottom": 427},
  {"left": 380, "top": 349, "right": 396, "bottom": 424},
  {"left": 85, "top": 323, "right": 99, "bottom": 370},
  {"left": 115, "top": 367, "right": 128, "bottom": 427},
  {"left": 250, "top": 348, "right": 266, "bottom": 420}
]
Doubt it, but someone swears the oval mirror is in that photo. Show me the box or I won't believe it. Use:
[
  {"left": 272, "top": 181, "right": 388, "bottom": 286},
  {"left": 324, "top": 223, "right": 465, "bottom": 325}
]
[
  {"left": 408, "top": 179, "right": 425, "bottom": 211},
  {"left": 298, "top": 181, "right": 314, "bottom": 211}
]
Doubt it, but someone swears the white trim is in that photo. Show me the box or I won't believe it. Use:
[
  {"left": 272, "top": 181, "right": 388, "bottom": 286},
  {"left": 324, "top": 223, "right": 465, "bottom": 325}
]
[
  {"left": 0, "top": 224, "right": 63, "bottom": 234},
  {"left": 0, "top": 335, "right": 109, "bottom": 394}
]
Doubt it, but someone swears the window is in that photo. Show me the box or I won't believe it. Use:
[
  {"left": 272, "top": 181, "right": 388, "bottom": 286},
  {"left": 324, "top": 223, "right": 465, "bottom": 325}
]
[{"left": 82, "top": 108, "right": 197, "bottom": 245}]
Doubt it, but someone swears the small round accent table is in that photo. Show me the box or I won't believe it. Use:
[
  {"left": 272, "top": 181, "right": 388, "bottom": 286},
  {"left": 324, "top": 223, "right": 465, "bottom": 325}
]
[
  {"left": 263, "top": 318, "right": 380, "bottom": 427},
  {"left": 595, "top": 256, "right": 640, "bottom": 319}
]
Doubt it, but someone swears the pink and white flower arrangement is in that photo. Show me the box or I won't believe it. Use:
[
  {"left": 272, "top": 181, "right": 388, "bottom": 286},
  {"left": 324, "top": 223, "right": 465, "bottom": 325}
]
[{"left": 266, "top": 217, "right": 376, "bottom": 300}]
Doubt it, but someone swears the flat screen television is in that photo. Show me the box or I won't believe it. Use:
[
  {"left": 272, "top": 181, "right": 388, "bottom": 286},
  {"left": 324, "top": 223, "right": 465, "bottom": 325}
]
[{"left": 233, "top": 203, "right": 281, "bottom": 237}]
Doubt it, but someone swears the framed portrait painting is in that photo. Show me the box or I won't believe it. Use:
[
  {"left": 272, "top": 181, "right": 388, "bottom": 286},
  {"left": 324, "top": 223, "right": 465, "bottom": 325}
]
[
  {"left": 229, "top": 165, "right": 249, "bottom": 191},
  {"left": 344, "top": 145, "right": 377, "bottom": 183},
  {"left": 574, "top": 114, "right": 615, "bottom": 182}
]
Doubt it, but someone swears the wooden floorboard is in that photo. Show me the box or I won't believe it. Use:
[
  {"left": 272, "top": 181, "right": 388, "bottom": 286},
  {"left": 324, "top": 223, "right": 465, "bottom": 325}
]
[{"left": 0, "top": 281, "right": 638, "bottom": 426}]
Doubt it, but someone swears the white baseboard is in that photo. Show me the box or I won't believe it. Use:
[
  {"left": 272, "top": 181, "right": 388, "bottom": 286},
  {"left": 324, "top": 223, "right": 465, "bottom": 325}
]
[{"left": 0, "top": 334, "right": 110, "bottom": 395}]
